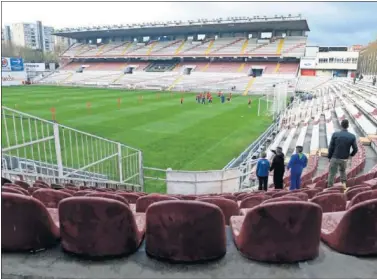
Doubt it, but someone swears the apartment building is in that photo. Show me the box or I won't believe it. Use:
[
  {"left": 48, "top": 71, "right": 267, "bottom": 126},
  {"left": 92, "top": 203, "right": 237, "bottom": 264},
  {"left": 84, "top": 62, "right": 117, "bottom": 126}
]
[{"left": 9, "top": 21, "right": 54, "bottom": 52}]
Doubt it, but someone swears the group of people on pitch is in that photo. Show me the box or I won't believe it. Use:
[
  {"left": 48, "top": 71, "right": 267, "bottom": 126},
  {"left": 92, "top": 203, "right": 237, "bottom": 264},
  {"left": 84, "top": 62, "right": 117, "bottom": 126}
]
[
  {"left": 196, "top": 92, "right": 213, "bottom": 104},
  {"left": 256, "top": 119, "right": 358, "bottom": 191}
]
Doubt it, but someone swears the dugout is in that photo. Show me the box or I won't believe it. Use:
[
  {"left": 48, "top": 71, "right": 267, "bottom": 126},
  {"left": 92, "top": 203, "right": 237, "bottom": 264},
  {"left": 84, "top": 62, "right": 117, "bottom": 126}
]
[
  {"left": 248, "top": 66, "right": 265, "bottom": 77},
  {"left": 182, "top": 65, "right": 197, "bottom": 75},
  {"left": 124, "top": 66, "right": 136, "bottom": 74}
]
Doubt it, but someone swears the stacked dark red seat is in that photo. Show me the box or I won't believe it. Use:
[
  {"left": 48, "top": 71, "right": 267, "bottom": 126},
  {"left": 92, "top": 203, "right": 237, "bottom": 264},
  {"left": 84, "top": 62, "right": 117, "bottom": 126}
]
[
  {"left": 117, "top": 192, "right": 140, "bottom": 203},
  {"left": 362, "top": 178, "right": 377, "bottom": 189},
  {"left": 2, "top": 193, "right": 60, "bottom": 251},
  {"left": 179, "top": 194, "right": 197, "bottom": 200},
  {"left": 302, "top": 188, "right": 322, "bottom": 199},
  {"left": 286, "top": 192, "right": 308, "bottom": 201},
  {"left": 345, "top": 186, "right": 372, "bottom": 201},
  {"left": 32, "top": 188, "right": 72, "bottom": 208},
  {"left": 59, "top": 197, "right": 145, "bottom": 257},
  {"left": 3, "top": 184, "right": 29, "bottom": 195},
  {"left": 321, "top": 199, "right": 377, "bottom": 255},
  {"left": 197, "top": 197, "right": 239, "bottom": 225},
  {"left": 262, "top": 195, "right": 301, "bottom": 204},
  {"left": 310, "top": 193, "right": 346, "bottom": 213},
  {"left": 145, "top": 200, "right": 226, "bottom": 262},
  {"left": 2, "top": 186, "right": 27, "bottom": 195},
  {"left": 86, "top": 192, "right": 129, "bottom": 206},
  {"left": 230, "top": 201, "right": 322, "bottom": 262},
  {"left": 346, "top": 189, "right": 377, "bottom": 209},
  {"left": 136, "top": 194, "right": 178, "bottom": 212},
  {"left": 14, "top": 180, "right": 30, "bottom": 190},
  {"left": 239, "top": 195, "right": 269, "bottom": 209},
  {"left": 271, "top": 191, "right": 290, "bottom": 198},
  {"left": 60, "top": 188, "right": 76, "bottom": 195},
  {"left": 73, "top": 190, "right": 93, "bottom": 196}
]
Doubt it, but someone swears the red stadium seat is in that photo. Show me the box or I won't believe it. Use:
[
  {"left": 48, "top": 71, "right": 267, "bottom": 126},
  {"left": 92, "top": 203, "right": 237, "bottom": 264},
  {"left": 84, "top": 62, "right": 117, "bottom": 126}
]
[
  {"left": 310, "top": 193, "right": 346, "bottom": 213},
  {"left": 145, "top": 200, "right": 226, "bottom": 262},
  {"left": 231, "top": 201, "right": 322, "bottom": 262},
  {"left": 197, "top": 197, "right": 239, "bottom": 225},
  {"left": 345, "top": 186, "right": 372, "bottom": 201},
  {"left": 2, "top": 193, "right": 60, "bottom": 252},
  {"left": 86, "top": 192, "right": 129, "bottom": 206},
  {"left": 347, "top": 190, "right": 377, "bottom": 209},
  {"left": 2, "top": 186, "right": 27, "bottom": 195},
  {"left": 116, "top": 192, "right": 140, "bottom": 203},
  {"left": 321, "top": 199, "right": 377, "bottom": 255},
  {"left": 14, "top": 180, "right": 30, "bottom": 190},
  {"left": 59, "top": 197, "right": 145, "bottom": 257},
  {"left": 136, "top": 194, "right": 178, "bottom": 213},
  {"left": 239, "top": 195, "right": 269, "bottom": 209},
  {"left": 32, "top": 188, "right": 72, "bottom": 208}
]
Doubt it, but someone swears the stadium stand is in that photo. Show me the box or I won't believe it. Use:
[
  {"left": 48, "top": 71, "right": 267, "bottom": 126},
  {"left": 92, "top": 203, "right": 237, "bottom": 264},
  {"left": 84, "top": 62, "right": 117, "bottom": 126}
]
[{"left": 3, "top": 14, "right": 377, "bottom": 279}]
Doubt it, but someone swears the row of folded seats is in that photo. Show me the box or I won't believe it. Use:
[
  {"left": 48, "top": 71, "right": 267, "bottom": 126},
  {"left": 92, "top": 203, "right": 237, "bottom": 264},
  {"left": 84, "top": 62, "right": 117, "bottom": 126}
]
[{"left": 2, "top": 176, "right": 377, "bottom": 263}]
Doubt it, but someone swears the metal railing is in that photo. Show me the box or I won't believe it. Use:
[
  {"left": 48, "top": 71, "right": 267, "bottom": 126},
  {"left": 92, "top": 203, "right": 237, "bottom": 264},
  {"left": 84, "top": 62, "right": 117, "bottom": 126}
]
[{"left": 1, "top": 106, "right": 143, "bottom": 189}]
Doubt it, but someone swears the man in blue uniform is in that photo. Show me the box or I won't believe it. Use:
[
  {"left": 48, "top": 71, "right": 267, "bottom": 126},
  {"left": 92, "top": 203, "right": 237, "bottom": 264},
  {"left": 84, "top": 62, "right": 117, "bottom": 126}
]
[
  {"left": 287, "top": 146, "right": 308, "bottom": 190},
  {"left": 256, "top": 152, "right": 270, "bottom": 191}
]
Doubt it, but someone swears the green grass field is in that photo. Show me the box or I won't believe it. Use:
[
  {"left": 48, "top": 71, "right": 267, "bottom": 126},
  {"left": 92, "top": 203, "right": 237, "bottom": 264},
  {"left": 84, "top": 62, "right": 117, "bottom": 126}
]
[{"left": 2, "top": 85, "right": 271, "bottom": 191}]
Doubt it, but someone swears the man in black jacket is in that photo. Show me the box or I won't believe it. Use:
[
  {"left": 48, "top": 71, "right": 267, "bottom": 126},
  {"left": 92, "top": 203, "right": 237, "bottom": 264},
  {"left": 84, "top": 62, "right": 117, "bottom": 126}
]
[
  {"left": 328, "top": 119, "right": 358, "bottom": 188},
  {"left": 270, "top": 147, "right": 285, "bottom": 189}
]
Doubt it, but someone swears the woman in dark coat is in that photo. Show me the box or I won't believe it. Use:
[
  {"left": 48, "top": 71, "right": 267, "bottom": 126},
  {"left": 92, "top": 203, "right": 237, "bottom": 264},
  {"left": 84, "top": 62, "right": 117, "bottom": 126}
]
[{"left": 270, "top": 147, "right": 285, "bottom": 189}]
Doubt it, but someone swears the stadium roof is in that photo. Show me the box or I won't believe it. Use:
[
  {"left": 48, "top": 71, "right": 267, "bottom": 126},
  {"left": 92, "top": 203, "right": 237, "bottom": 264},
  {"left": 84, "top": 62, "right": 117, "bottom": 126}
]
[{"left": 53, "top": 16, "right": 310, "bottom": 39}]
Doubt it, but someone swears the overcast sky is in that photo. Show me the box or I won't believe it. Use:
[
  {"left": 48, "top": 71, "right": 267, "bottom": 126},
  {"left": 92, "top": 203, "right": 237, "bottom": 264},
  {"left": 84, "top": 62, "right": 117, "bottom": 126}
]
[{"left": 2, "top": 1, "right": 377, "bottom": 46}]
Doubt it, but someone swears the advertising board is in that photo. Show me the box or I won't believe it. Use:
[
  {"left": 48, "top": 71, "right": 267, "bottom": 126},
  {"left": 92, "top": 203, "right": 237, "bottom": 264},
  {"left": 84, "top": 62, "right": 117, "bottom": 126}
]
[
  {"left": 24, "top": 63, "right": 46, "bottom": 72},
  {"left": 1, "top": 71, "right": 27, "bottom": 86},
  {"left": 1, "top": 57, "right": 24, "bottom": 72},
  {"left": 300, "top": 58, "right": 317, "bottom": 69}
]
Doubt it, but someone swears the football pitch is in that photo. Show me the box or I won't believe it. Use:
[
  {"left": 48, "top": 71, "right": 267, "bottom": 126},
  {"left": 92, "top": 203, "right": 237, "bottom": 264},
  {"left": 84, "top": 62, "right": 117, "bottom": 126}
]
[{"left": 2, "top": 85, "right": 271, "bottom": 176}]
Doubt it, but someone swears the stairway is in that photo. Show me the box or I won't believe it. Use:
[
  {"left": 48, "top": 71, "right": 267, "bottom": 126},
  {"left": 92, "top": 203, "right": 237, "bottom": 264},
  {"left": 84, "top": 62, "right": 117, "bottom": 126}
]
[
  {"left": 175, "top": 40, "right": 186, "bottom": 55},
  {"left": 95, "top": 45, "right": 106, "bottom": 56},
  {"left": 274, "top": 63, "right": 281, "bottom": 73},
  {"left": 118, "top": 43, "right": 131, "bottom": 55},
  {"left": 112, "top": 73, "right": 124, "bottom": 84},
  {"left": 276, "top": 38, "right": 285, "bottom": 55},
  {"left": 240, "top": 39, "right": 249, "bottom": 54},
  {"left": 168, "top": 76, "right": 183, "bottom": 91},
  {"left": 237, "top": 63, "right": 246, "bottom": 73},
  {"left": 59, "top": 73, "right": 74, "bottom": 84},
  {"left": 243, "top": 77, "right": 256, "bottom": 96},
  {"left": 204, "top": 40, "right": 215, "bottom": 55},
  {"left": 147, "top": 42, "right": 158, "bottom": 55},
  {"left": 202, "top": 63, "right": 210, "bottom": 72}
]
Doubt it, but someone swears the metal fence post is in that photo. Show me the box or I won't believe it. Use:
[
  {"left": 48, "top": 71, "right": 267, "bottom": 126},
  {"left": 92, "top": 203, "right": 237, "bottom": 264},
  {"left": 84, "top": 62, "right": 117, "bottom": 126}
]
[
  {"left": 118, "top": 143, "right": 123, "bottom": 183},
  {"left": 53, "top": 123, "right": 64, "bottom": 178},
  {"left": 139, "top": 151, "right": 144, "bottom": 191}
]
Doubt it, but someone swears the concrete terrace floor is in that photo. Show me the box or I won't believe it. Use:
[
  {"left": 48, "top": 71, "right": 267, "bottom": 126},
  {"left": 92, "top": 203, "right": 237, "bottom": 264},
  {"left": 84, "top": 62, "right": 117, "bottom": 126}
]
[{"left": 2, "top": 227, "right": 377, "bottom": 279}]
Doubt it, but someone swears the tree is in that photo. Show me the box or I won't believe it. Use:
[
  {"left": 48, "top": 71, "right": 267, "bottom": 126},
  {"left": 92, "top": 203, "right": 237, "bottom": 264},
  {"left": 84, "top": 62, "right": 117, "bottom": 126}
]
[{"left": 1, "top": 42, "right": 59, "bottom": 63}]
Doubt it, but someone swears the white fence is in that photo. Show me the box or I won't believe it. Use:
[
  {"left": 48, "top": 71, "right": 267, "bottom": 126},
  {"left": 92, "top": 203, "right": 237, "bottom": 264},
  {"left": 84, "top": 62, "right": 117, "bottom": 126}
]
[{"left": 1, "top": 106, "right": 143, "bottom": 190}]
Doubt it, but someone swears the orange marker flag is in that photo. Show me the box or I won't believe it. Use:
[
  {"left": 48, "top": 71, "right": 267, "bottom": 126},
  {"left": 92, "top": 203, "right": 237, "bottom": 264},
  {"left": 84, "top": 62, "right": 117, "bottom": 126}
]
[{"left": 50, "top": 107, "right": 56, "bottom": 121}]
